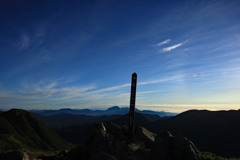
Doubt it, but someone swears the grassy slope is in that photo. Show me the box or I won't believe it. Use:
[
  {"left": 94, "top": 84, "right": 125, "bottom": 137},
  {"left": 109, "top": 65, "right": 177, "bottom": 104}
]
[
  {"left": 200, "top": 152, "right": 240, "bottom": 160},
  {"left": 0, "top": 109, "right": 74, "bottom": 154}
]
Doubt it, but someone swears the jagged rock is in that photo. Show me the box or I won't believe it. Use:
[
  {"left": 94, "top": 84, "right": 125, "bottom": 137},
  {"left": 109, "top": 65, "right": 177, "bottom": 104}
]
[
  {"left": 87, "top": 122, "right": 108, "bottom": 151},
  {"left": 134, "top": 126, "right": 156, "bottom": 148},
  {"left": 150, "top": 131, "right": 200, "bottom": 160},
  {"left": 52, "top": 123, "right": 200, "bottom": 160},
  {"left": 0, "top": 150, "right": 29, "bottom": 160}
]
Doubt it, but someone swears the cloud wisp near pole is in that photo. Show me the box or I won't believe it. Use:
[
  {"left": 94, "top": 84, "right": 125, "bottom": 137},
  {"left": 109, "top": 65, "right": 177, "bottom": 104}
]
[{"left": 128, "top": 72, "right": 137, "bottom": 138}]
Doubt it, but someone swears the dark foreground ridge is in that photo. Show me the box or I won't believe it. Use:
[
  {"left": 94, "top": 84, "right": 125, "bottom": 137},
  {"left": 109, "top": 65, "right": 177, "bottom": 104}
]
[
  {"left": 150, "top": 109, "right": 240, "bottom": 157},
  {"left": 0, "top": 109, "right": 73, "bottom": 153},
  {"left": 41, "top": 122, "right": 200, "bottom": 160},
  {"left": 1, "top": 108, "right": 239, "bottom": 160}
]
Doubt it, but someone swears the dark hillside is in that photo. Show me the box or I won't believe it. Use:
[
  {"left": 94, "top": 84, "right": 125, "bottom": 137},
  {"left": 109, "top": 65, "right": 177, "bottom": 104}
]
[
  {"left": 35, "top": 114, "right": 122, "bottom": 128},
  {"left": 0, "top": 109, "right": 73, "bottom": 153},
  {"left": 35, "top": 112, "right": 161, "bottom": 128},
  {"left": 112, "top": 112, "right": 152, "bottom": 127},
  {"left": 55, "top": 112, "right": 154, "bottom": 145},
  {"left": 150, "top": 109, "right": 240, "bottom": 157}
]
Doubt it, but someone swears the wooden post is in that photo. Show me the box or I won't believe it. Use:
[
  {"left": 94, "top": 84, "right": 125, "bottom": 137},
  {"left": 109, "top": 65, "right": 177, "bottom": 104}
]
[{"left": 128, "top": 72, "right": 137, "bottom": 137}]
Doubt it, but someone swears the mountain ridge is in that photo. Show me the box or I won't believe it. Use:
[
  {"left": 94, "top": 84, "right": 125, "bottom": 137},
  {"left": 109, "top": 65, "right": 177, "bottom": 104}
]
[{"left": 28, "top": 106, "right": 177, "bottom": 117}]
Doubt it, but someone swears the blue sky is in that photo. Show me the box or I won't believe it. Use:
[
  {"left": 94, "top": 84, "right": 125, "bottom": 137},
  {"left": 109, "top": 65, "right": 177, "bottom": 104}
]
[{"left": 1, "top": 0, "right": 240, "bottom": 112}]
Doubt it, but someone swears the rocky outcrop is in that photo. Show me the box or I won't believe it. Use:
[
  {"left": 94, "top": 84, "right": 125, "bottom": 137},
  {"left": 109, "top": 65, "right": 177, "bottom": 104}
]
[
  {"left": 42, "top": 122, "right": 199, "bottom": 160},
  {"left": 150, "top": 131, "right": 200, "bottom": 160},
  {"left": 85, "top": 122, "right": 147, "bottom": 160}
]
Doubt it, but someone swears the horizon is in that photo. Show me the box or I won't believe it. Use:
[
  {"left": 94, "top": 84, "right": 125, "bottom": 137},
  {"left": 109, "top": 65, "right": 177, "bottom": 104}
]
[
  {"left": 1, "top": 0, "right": 240, "bottom": 113},
  {"left": 1, "top": 105, "right": 240, "bottom": 114}
]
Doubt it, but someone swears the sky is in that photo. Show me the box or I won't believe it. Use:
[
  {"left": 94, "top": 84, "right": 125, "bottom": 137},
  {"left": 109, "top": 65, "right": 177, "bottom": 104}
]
[{"left": 0, "top": 0, "right": 240, "bottom": 112}]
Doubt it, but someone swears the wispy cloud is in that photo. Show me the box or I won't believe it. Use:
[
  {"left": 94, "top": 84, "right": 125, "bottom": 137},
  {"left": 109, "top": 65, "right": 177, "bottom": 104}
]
[
  {"left": 89, "top": 83, "right": 131, "bottom": 94},
  {"left": 19, "top": 79, "right": 95, "bottom": 99},
  {"left": 8, "top": 75, "right": 181, "bottom": 103},
  {"left": 15, "top": 26, "right": 46, "bottom": 50},
  {"left": 0, "top": 92, "right": 37, "bottom": 100},
  {"left": 162, "top": 43, "right": 183, "bottom": 52},
  {"left": 85, "top": 75, "right": 182, "bottom": 96},
  {"left": 139, "top": 75, "right": 182, "bottom": 85},
  {"left": 0, "top": 74, "right": 184, "bottom": 109},
  {"left": 155, "top": 39, "right": 171, "bottom": 46},
  {"left": 16, "top": 34, "right": 30, "bottom": 50}
]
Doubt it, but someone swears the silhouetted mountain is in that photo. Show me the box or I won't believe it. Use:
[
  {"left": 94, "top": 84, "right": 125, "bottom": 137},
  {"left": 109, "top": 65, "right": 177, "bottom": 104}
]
[
  {"left": 29, "top": 106, "right": 177, "bottom": 117},
  {"left": 0, "top": 109, "right": 73, "bottom": 153},
  {"left": 35, "top": 114, "right": 122, "bottom": 128},
  {"left": 149, "top": 109, "right": 240, "bottom": 157},
  {"left": 112, "top": 112, "right": 151, "bottom": 126},
  {"left": 35, "top": 109, "right": 164, "bottom": 128},
  {"left": 106, "top": 106, "right": 121, "bottom": 111},
  {"left": 140, "top": 109, "right": 176, "bottom": 117},
  {"left": 143, "top": 114, "right": 163, "bottom": 121}
]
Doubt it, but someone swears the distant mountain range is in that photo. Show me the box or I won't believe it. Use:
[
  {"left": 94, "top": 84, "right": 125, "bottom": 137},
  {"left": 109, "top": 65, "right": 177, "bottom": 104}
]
[
  {"left": 31, "top": 106, "right": 176, "bottom": 128},
  {"left": 29, "top": 106, "right": 178, "bottom": 117}
]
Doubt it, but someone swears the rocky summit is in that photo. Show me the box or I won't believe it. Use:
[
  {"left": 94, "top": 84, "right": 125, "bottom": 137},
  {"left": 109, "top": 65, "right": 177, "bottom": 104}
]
[{"left": 43, "top": 122, "right": 200, "bottom": 160}]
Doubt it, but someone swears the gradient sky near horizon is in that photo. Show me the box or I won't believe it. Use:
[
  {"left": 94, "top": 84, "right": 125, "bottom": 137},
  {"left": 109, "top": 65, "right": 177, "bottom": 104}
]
[{"left": 1, "top": 0, "right": 240, "bottom": 112}]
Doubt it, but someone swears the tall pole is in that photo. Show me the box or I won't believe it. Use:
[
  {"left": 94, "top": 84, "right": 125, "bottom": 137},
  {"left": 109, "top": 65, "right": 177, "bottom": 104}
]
[{"left": 129, "top": 72, "right": 137, "bottom": 137}]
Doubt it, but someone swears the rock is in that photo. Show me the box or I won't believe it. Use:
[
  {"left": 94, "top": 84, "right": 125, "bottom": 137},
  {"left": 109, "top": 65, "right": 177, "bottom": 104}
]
[
  {"left": 0, "top": 150, "right": 29, "bottom": 160},
  {"left": 128, "top": 142, "right": 143, "bottom": 152},
  {"left": 85, "top": 122, "right": 134, "bottom": 160},
  {"left": 54, "top": 123, "right": 200, "bottom": 160},
  {"left": 150, "top": 131, "right": 200, "bottom": 160},
  {"left": 89, "top": 123, "right": 107, "bottom": 147},
  {"left": 135, "top": 126, "right": 156, "bottom": 148}
]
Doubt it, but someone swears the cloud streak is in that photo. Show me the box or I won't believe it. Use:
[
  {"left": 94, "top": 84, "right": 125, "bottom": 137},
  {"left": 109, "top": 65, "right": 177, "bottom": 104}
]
[
  {"left": 19, "top": 79, "right": 96, "bottom": 99},
  {"left": 155, "top": 39, "right": 171, "bottom": 46},
  {"left": 86, "top": 75, "right": 182, "bottom": 95},
  {"left": 162, "top": 43, "right": 183, "bottom": 52},
  {"left": 2, "top": 75, "right": 181, "bottom": 105},
  {"left": 89, "top": 83, "right": 131, "bottom": 94}
]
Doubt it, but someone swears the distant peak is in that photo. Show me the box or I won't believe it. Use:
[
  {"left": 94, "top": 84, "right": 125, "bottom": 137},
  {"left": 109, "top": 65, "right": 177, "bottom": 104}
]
[
  {"left": 107, "top": 106, "right": 120, "bottom": 111},
  {"left": 7, "top": 108, "right": 29, "bottom": 114}
]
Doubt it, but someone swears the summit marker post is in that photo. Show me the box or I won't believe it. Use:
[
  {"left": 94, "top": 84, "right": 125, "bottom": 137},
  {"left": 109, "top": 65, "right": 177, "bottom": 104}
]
[{"left": 128, "top": 72, "right": 137, "bottom": 137}]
